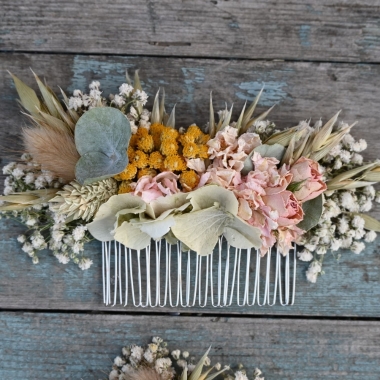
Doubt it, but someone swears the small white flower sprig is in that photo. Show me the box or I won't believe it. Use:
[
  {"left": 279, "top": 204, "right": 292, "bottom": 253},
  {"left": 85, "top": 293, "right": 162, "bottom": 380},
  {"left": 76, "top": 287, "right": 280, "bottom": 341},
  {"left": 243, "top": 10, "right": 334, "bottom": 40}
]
[
  {"left": 296, "top": 130, "right": 380, "bottom": 283},
  {"left": 108, "top": 337, "right": 264, "bottom": 380},
  {"left": 1, "top": 153, "right": 93, "bottom": 268}
]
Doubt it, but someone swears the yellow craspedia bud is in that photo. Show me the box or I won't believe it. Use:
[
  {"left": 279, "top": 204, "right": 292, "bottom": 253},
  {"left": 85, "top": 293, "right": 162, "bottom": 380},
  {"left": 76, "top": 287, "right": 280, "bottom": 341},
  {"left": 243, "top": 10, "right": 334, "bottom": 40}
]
[
  {"left": 164, "top": 155, "right": 187, "bottom": 172},
  {"left": 137, "top": 168, "right": 158, "bottom": 179},
  {"left": 132, "top": 150, "right": 149, "bottom": 169},
  {"left": 160, "top": 139, "right": 179, "bottom": 156},
  {"left": 182, "top": 142, "right": 200, "bottom": 159},
  {"left": 180, "top": 170, "right": 200, "bottom": 190},
  {"left": 137, "top": 133, "right": 154, "bottom": 153},
  {"left": 118, "top": 181, "right": 134, "bottom": 194},
  {"left": 119, "top": 164, "right": 138, "bottom": 181},
  {"left": 149, "top": 151, "right": 165, "bottom": 169}
]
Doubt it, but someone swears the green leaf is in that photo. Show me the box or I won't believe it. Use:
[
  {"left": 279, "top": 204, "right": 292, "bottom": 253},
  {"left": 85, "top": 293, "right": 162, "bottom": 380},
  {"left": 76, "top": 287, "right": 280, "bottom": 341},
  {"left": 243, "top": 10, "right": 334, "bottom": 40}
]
[
  {"left": 74, "top": 107, "right": 131, "bottom": 185},
  {"left": 223, "top": 217, "right": 262, "bottom": 249},
  {"left": 241, "top": 143, "right": 286, "bottom": 175},
  {"left": 187, "top": 185, "right": 238, "bottom": 215},
  {"left": 171, "top": 206, "right": 232, "bottom": 256},
  {"left": 87, "top": 193, "right": 146, "bottom": 241},
  {"left": 297, "top": 194, "right": 323, "bottom": 231},
  {"left": 356, "top": 213, "right": 380, "bottom": 232},
  {"left": 114, "top": 221, "right": 151, "bottom": 250}
]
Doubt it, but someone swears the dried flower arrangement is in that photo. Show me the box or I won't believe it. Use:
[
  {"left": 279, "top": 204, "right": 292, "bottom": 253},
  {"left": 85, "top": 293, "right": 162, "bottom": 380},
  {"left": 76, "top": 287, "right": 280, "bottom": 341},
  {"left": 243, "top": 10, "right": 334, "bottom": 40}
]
[
  {"left": 106, "top": 337, "right": 264, "bottom": 380},
  {"left": 1, "top": 70, "right": 380, "bottom": 283}
]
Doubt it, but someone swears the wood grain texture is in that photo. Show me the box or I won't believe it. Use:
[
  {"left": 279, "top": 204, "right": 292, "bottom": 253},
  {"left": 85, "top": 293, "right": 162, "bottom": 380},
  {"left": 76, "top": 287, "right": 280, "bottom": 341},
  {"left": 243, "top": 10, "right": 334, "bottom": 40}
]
[
  {"left": 1, "top": 312, "right": 380, "bottom": 379},
  {"left": 1, "top": 0, "right": 380, "bottom": 62},
  {"left": 1, "top": 218, "right": 380, "bottom": 316}
]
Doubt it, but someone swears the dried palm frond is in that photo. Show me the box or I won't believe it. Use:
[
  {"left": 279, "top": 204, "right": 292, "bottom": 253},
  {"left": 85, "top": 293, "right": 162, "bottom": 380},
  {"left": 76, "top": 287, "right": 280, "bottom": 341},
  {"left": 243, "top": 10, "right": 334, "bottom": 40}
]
[
  {"left": 23, "top": 128, "right": 80, "bottom": 182},
  {"left": 9, "top": 71, "right": 78, "bottom": 135},
  {"left": 0, "top": 189, "right": 58, "bottom": 211}
]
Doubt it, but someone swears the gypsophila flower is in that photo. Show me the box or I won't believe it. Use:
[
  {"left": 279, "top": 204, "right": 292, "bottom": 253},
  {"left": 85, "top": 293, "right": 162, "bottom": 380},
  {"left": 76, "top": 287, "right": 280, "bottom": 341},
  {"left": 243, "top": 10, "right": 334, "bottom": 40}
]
[
  {"left": 171, "top": 350, "right": 181, "bottom": 360},
  {"left": 365, "top": 230, "right": 377, "bottom": 243},
  {"left": 17, "top": 235, "right": 26, "bottom": 243},
  {"left": 182, "top": 351, "right": 189, "bottom": 359},
  {"left": 144, "top": 349, "right": 154, "bottom": 363},
  {"left": 54, "top": 253, "right": 70, "bottom": 264},
  {"left": 113, "top": 94, "right": 126, "bottom": 107},
  {"left": 131, "top": 346, "right": 144, "bottom": 362},
  {"left": 114, "top": 356, "right": 126, "bottom": 367},
  {"left": 119, "top": 83, "right": 134, "bottom": 97},
  {"left": 351, "top": 241, "right": 365, "bottom": 254},
  {"left": 133, "top": 90, "right": 148, "bottom": 105},
  {"left": 306, "top": 261, "right": 322, "bottom": 283},
  {"left": 78, "top": 258, "right": 93, "bottom": 270},
  {"left": 234, "top": 371, "right": 248, "bottom": 380},
  {"left": 297, "top": 249, "right": 313, "bottom": 262}
]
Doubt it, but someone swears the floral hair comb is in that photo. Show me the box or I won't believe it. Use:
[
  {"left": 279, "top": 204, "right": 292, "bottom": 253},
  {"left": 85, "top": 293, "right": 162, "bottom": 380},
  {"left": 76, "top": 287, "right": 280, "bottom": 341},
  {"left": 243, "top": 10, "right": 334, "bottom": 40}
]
[{"left": 2, "top": 71, "right": 380, "bottom": 307}]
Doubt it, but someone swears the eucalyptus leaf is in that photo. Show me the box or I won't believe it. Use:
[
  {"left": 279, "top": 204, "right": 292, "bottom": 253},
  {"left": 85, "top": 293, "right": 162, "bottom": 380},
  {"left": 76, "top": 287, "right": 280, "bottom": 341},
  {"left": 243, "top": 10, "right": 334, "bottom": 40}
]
[
  {"left": 297, "top": 194, "right": 323, "bottom": 231},
  {"left": 75, "top": 107, "right": 131, "bottom": 185},
  {"left": 241, "top": 143, "right": 286, "bottom": 175}
]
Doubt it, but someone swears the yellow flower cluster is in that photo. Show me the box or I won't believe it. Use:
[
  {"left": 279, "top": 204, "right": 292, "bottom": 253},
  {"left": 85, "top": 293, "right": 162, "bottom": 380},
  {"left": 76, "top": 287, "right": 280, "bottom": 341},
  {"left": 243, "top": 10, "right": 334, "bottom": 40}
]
[{"left": 115, "top": 124, "right": 209, "bottom": 193}]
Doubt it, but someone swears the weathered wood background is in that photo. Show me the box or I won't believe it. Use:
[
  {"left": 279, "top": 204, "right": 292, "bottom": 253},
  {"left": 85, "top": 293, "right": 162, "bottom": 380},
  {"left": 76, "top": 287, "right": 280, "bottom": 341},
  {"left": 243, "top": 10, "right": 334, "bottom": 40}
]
[{"left": 1, "top": 1, "right": 380, "bottom": 379}]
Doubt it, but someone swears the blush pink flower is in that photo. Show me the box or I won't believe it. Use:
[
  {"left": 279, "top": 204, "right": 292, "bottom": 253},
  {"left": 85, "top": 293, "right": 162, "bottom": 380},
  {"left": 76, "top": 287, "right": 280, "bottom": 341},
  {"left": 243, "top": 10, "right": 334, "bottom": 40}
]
[
  {"left": 134, "top": 172, "right": 180, "bottom": 202},
  {"left": 277, "top": 226, "right": 304, "bottom": 255},
  {"left": 289, "top": 157, "right": 327, "bottom": 202},
  {"left": 207, "top": 127, "right": 262, "bottom": 171},
  {"left": 262, "top": 190, "right": 304, "bottom": 227}
]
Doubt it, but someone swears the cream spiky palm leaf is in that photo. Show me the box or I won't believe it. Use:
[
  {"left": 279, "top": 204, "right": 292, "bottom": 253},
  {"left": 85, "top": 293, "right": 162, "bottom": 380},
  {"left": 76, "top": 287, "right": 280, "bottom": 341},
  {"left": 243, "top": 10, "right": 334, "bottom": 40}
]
[
  {"left": 208, "top": 86, "right": 275, "bottom": 138},
  {"left": 0, "top": 189, "right": 59, "bottom": 211},
  {"left": 50, "top": 178, "right": 118, "bottom": 222}
]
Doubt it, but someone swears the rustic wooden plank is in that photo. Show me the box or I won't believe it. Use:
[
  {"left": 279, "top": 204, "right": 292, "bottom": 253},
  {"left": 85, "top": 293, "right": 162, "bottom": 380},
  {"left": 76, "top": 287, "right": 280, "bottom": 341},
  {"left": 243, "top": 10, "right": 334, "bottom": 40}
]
[
  {"left": 1, "top": 53, "right": 380, "bottom": 316},
  {"left": 0, "top": 312, "right": 379, "bottom": 379},
  {"left": 1, "top": 1, "right": 380, "bottom": 62},
  {"left": 1, "top": 217, "right": 380, "bottom": 316}
]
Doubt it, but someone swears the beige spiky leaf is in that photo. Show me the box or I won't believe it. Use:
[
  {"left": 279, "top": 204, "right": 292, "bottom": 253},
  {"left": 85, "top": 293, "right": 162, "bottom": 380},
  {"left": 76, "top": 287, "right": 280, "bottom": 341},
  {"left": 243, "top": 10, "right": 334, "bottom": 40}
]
[
  {"left": 209, "top": 92, "right": 216, "bottom": 138},
  {"left": 50, "top": 178, "right": 118, "bottom": 222},
  {"left": 166, "top": 104, "right": 176, "bottom": 128},
  {"left": 243, "top": 104, "right": 275, "bottom": 133},
  {"left": 151, "top": 90, "right": 161, "bottom": 124},
  {"left": 0, "top": 189, "right": 58, "bottom": 212},
  {"left": 235, "top": 101, "right": 247, "bottom": 134},
  {"left": 240, "top": 86, "right": 264, "bottom": 134}
]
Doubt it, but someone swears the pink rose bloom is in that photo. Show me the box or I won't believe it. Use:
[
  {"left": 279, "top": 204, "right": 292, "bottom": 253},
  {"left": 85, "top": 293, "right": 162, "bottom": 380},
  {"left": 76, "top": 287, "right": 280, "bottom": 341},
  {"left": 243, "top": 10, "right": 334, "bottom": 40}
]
[
  {"left": 237, "top": 132, "right": 261, "bottom": 154},
  {"left": 134, "top": 172, "right": 180, "bottom": 203},
  {"left": 289, "top": 157, "right": 327, "bottom": 203},
  {"left": 199, "top": 167, "right": 241, "bottom": 190},
  {"left": 186, "top": 158, "right": 206, "bottom": 173},
  {"left": 251, "top": 152, "right": 281, "bottom": 186},
  {"left": 263, "top": 190, "right": 304, "bottom": 227}
]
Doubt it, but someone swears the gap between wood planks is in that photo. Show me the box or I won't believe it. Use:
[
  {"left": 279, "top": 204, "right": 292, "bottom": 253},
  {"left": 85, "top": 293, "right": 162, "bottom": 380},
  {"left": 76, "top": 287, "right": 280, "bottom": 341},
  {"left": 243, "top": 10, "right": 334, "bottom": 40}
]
[
  {"left": 1, "top": 308, "right": 379, "bottom": 321},
  {"left": 1, "top": 49, "right": 380, "bottom": 66}
]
